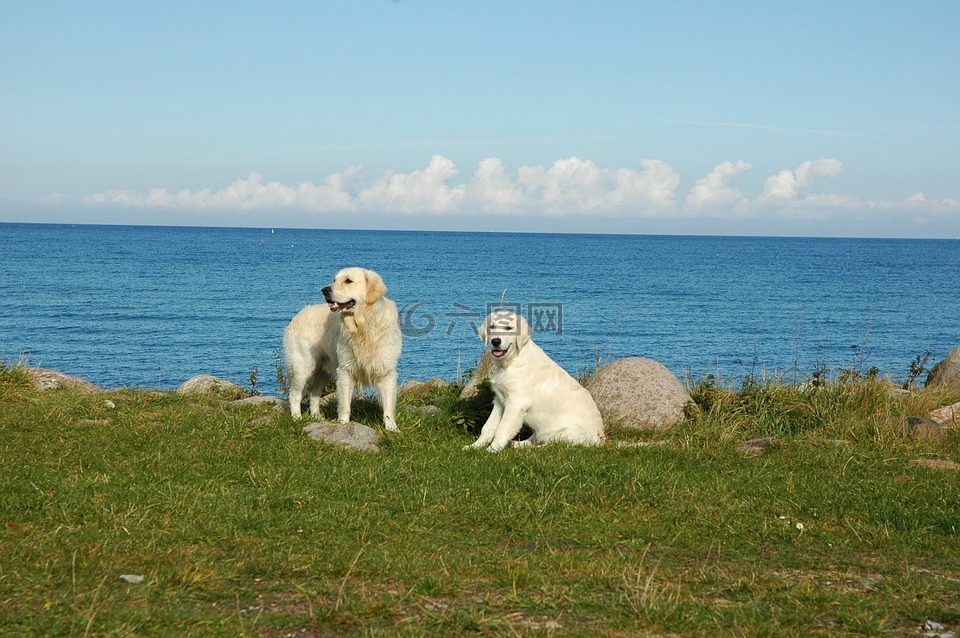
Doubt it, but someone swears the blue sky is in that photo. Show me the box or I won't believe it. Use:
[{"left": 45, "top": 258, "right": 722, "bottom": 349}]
[{"left": 2, "top": 1, "right": 959, "bottom": 237}]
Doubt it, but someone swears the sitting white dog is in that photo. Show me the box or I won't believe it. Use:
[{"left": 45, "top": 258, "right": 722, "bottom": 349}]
[{"left": 464, "top": 309, "right": 604, "bottom": 452}]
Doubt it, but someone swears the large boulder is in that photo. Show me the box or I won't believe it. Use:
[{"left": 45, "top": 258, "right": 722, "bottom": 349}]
[
  {"left": 176, "top": 375, "right": 245, "bottom": 398},
  {"left": 926, "top": 345, "right": 960, "bottom": 391},
  {"left": 24, "top": 368, "right": 101, "bottom": 392},
  {"left": 458, "top": 351, "right": 496, "bottom": 401},
  {"left": 929, "top": 402, "right": 960, "bottom": 427},
  {"left": 584, "top": 357, "right": 692, "bottom": 430}
]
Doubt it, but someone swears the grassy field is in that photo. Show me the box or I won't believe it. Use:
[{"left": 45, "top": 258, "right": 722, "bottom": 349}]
[{"left": 1, "top": 362, "right": 959, "bottom": 637}]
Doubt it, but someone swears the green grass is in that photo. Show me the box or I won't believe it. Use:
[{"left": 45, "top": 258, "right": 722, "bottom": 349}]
[{"left": 1, "top": 363, "right": 959, "bottom": 637}]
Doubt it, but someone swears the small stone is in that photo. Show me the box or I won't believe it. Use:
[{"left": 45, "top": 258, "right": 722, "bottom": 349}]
[
  {"left": 404, "top": 404, "right": 440, "bottom": 416},
  {"left": 737, "top": 437, "right": 780, "bottom": 456},
  {"left": 119, "top": 574, "right": 144, "bottom": 584},
  {"left": 910, "top": 459, "right": 960, "bottom": 471},
  {"left": 302, "top": 421, "right": 382, "bottom": 452},
  {"left": 227, "top": 395, "right": 285, "bottom": 407},
  {"left": 104, "top": 400, "right": 116, "bottom": 409},
  {"left": 859, "top": 576, "right": 883, "bottom": 590}
]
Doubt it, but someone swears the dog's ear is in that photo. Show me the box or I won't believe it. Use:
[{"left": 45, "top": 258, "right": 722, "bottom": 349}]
[
  {"left": 478, "top": 315, "right": 490, "bottom": 344},
  {"left": 516, "top": 314, "right": 532, "bottom": 351},
  {"left": 364, "top": 269, "right": 387, "bottom": 302}
]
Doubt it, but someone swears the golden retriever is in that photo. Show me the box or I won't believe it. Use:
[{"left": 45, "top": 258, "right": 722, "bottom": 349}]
[
  {"left": 464, "top": 309, "right": 604, "bottom": 451},
  {"left": 283, "top": 267, "right": 402, "bottom": 431}
]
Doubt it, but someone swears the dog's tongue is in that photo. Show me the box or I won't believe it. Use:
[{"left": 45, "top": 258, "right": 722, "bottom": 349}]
[{"left": 492, "top": 349, "right": 506, "bottom": 358}]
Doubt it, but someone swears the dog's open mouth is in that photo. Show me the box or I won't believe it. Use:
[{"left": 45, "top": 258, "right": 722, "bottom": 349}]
[
  {"left": 491, "top": 346, "right": 509, "bottom": 358},
  {"left": 327, "top": 299, "right": 356, "bottom": 313}
]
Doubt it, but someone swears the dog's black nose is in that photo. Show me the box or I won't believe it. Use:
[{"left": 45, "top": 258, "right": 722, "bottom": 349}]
[
  {"left": 491, "top": 337, "right": 501, "bottom": 348},
  {"left": 321, "top": 285, "right": 331, "bottom": 296}
]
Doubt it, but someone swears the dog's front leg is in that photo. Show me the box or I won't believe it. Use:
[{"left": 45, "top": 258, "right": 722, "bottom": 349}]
[
  {"left": 464, "top": 399, "right": 504, "bottom": 449},
  {"left": 336, "top": 371, "right": 354, "bottom": 423},
  {"left": 487, "top": 404, "right": 526, "bottom": 452},
  {"left": 377, "top": 370, "right": 399, "bottom": 432}
]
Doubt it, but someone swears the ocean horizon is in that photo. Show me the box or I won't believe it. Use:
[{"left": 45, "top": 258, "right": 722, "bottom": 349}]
[{"left": 2, "top": 221, "right": 958, "bottom": 392}]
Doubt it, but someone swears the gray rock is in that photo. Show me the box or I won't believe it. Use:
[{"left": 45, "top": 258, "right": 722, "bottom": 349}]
[
  {"left": 926, "top": 345, "right": 960, "bottom": 390},
  {"left": 859, "top": 575, "right": 884, "bottom": 590},
  {"left": 24, "top": 368, "right": 101, "bottom": 392},
  {"left": 119, "top": 574, "right": 144, "bottom": 584},
  {"left": 737, "top": 437, "right": 780, "bottom": 456},
  {"left": 905, "top": 416, "right": 946, "bottom": 441},
  {"left": 78, "top": 418, "right": 111, "bottom": 427},
  {"left": 302, "top": 421, "right": 382, "bottom": 452},
  {"left": 458, "top": 351, "right": 496, "bottom": 401},
  {"left": 399, "top": 377, "right": 449, "bottom": 398},
  {"left": 584, "top": 357, "right": 692, "bottom": 430},
  {"left": 176, "top": 375, "right": 244, "bottom": 398},
  {"left": 922, "top": 620, "right": 945, "bottom": 633},
  {"left": 929, "top": 402, "right": 960, "bottom": 426},
  {"left": 227, "top": 395, "right": 286, "bottom": 408}
]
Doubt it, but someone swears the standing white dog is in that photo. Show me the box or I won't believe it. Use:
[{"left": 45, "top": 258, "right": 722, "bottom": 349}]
[
  {"left": 465, "top": 309, "right": 604, "bottom": 451},
  {"left": 283, "top": 267, "right": 402, "bottom": 431}
]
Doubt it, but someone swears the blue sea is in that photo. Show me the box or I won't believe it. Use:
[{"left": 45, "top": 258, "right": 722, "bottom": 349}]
[{"left": 1, "top": 222, "right": 958, "bottom": 392}]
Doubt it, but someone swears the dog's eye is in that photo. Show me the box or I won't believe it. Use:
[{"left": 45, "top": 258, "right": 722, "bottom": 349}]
[{"left": 344, "top": 278, "right": 353, "bottom": 284}]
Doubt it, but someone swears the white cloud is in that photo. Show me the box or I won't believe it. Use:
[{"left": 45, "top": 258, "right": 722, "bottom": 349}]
[
  {"left": 80, "top": 155, "right": 959, "bottom": 225},
  {"left": 685, "top": 160, "right": 752, "bottom": 212},
  {"left": 759, "top": 159, "right": 845, "bottom": 203},
  {"left": 469, "top": 157, "right": 530, "bottom": 212},
  {"left": 84, "top": 155, "right": 682, "bottom": 217},
  {"left": 355, "top": 155, "right": 466, "bottom": 213},
  {"left": 515, "top": 157, "right": 680, "bottom": 216},
  {"left": 88, "top": 169, "right": 358, "bottom": 212}
]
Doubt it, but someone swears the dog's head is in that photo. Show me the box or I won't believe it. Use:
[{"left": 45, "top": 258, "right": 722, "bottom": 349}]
[
  {"left": 478, "top": 309, "right": 531, "bottom": 362},
  {"left": 321, "top": 267, "right": 387, "bottom": 313}
]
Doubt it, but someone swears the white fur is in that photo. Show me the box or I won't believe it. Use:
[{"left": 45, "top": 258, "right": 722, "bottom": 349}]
[
  {"left": 465, "top": 309, "right": 604, "bottom": 452},
  {"left": 283, "top": 267, "right": 402, "bottom": 431}
]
